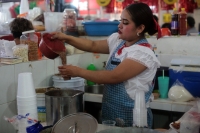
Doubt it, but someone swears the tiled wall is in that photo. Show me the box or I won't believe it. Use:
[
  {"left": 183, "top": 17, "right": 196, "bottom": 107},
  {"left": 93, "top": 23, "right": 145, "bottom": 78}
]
[
  {"left": 147, "top": 36, "right": 200, "bottom": 67},
  {"left": 0, "top": 53, "right": 108, "bottom": 133}
]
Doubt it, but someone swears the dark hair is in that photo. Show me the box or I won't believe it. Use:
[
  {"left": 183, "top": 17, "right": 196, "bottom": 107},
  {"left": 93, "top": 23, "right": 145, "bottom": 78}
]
[
  {"left": 10, "top": 18, "right": 34, "bottom": 39},
  {"left": 125, "top": 3, "right": 157, "bottom": 36},
  {"left": 161, "top": 23, "right": 171, "bottom": 31},
  {"left": 187, "top": 16, "right": 195, "bottom": 28},
  {"left": 153, "top": 15, "right": 158, "bottom": 22}
]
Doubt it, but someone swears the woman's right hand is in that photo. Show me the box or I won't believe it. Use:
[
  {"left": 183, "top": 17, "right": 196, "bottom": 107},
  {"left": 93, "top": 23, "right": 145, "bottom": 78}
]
[{"left": 51, "top": 32, "right": 68, "bottom": 41}]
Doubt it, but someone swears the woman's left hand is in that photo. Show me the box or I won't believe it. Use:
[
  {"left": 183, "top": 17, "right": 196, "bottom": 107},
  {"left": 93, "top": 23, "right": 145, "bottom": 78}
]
[{"left": 58, "top": 65, "right": 81, "bottom": 78}]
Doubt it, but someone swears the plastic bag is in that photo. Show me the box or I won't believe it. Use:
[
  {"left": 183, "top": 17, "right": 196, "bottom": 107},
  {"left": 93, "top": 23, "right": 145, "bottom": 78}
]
[
  {"left": 12, "top": 44, "right": 29, "bottom": 62},
  {"left": 4, "top": 113, "right": 37, "bottom": 131},
  {"left": 4, "top": 113, "right": 39, "bottom": 133},
  {"left": 4, "top": 115, "right": 19, "bottom": 130},
  {"left": 0, "top": 40, "right": 7, "bottom": 56},
  {"left": 168, "top": 79, "right": 194, "bottom": 102},
  {"left": 4, "top": 41, "right": 16, "bottom": 57},
  {"left": 26, "top": 121, "right": 43, "bottom": 133},
  {"left": 179, "top": 99, "right": 200, "bottom": 133}
]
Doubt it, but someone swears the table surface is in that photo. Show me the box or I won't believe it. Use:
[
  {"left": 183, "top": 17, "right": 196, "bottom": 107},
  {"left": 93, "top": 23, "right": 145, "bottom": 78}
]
[
  {"left": 84, "top": 93, "right": 195, "bottom": 112},
  {"left": 40, "top": 123, "right": 166, "bottom": 133}
]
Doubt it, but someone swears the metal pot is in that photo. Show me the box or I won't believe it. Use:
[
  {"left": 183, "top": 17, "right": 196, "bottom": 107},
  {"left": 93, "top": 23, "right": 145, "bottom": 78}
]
[{"left": 45, "top": 89, "right": 84, "bottom": 126}]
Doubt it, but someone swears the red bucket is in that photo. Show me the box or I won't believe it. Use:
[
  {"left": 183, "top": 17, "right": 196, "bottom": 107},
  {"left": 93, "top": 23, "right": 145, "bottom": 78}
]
[{"left": 39, "top": 33, "right": 66, "bottom": 59}]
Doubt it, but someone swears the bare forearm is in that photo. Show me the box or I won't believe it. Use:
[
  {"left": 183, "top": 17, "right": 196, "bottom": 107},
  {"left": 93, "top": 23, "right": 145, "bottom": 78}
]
[
  {"left": 65, "top": 35, "right": 95, "bottom": 52},
  {"left": 78, "top": 69, "right": 121, "bottom": 84}
]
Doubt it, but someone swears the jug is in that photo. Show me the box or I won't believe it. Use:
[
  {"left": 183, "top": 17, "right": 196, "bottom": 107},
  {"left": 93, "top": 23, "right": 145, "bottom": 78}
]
[{"left": 39, "top": 33, "right": 66, "bottom": 60}]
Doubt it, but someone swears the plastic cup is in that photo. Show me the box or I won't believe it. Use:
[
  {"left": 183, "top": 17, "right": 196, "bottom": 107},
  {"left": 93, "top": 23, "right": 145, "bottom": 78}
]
[
  {"left": 17, "top": 102, "right": 37, "bottom": 106},
  {"left": 17, "top": 100, "right": 37, "bottom": 106},
  {"left": 17, "top": 108, "right": 38, "bottom": 115},
  {"left": 158, "top": 76, "right": 169, "bottom": 99},
  {"left": 18, "top": 110, "right": 38, "bottom": 120},
  {"left": 134, "top": 90, "right": 145, "bottom": 109},
  {"left": 17, "top": 95, "right": 37, "bottom": 106},
  {"left": 17, "top": 104, "right": 38, "bottom": 109},
  {"left": 17, "top": 72, "right": 36, "bottom": 98},
  {"left": 133, "top": 108, "right": 147, "bottom": 127},
  {"left": 17, "top": 96, "right": 37, "bottom": 101}
]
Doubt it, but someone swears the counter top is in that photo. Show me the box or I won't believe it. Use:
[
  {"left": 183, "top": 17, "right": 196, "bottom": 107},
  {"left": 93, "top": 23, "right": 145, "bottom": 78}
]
[
  {"left": 39, "top": 123, "right": 165, "bottom": 133},
  {"left": 84, "top": 93, "right": 195, "bottom": 112}
]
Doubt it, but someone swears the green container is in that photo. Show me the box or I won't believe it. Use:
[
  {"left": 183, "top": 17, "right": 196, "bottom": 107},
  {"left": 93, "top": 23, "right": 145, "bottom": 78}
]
[
  {"left": 87, "top": 63, "right": 96, "bottom": 86},
  {"left": 158, "top": 76, "right": 169, "bottom": 98}
]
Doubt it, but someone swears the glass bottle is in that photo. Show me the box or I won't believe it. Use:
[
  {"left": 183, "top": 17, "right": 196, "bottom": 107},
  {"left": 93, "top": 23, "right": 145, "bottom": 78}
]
[
  {"left": 171, "top": 8, "right": 179, "bottom": 35},
  {"left": 63, "top": 8, "right": 78, "bottom": 36}
]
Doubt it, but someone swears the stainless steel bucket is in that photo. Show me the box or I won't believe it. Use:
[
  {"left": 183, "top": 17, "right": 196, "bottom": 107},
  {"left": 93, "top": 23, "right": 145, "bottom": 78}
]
[{"left": 45, "top": 89, "right": 84, "bottom": 126}]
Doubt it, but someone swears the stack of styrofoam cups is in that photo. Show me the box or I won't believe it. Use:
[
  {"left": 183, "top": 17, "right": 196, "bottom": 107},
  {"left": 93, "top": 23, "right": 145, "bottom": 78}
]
[
  {"left": 133, "top": 90, "right": 147, "bottom": 127},
  {"left": 20, "top": 0, "right": 29, "bottom": 14},
  {"left": 17, "top": 72, "right": 38, "bottom": 133}
]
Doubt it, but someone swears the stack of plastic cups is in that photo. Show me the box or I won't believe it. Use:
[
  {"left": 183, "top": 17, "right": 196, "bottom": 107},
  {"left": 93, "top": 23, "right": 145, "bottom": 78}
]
[
  {"left": 133, "top": 90, "right": 147, "bottom": 127},
  {"left": 20, "top": 0, "right": 29, "bottom": 14},
  {"left": 17, "top": 72, "right": 38, "bottom": 133}
]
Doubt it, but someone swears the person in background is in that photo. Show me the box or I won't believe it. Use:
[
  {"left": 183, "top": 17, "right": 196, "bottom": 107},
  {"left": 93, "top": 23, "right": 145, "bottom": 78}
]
[
  {"left": 153, "top": 15, "right": 159, "bottom": 36},
  {"left": 161, "top": 23, "right": 171, "bottom": 31},
  {"left": 153, "top": 15, "right": 158, "bottom": 23},
  {"left": 51, "top": 3, "right": 161, "bottom": 128},
  {"left": 187, "top": 16, "right": 199, "bottom": 35},
  {"left": 9, "top": 18, "right": 34, "bottom": 45}
]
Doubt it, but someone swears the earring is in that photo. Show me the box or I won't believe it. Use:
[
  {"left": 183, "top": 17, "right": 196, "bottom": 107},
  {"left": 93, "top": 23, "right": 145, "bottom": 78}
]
[{"left": 137, "top": 32, "right": 140, "bottom": 36}]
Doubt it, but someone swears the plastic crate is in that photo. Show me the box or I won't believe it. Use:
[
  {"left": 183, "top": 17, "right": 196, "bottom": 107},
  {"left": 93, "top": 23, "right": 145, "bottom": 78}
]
[{"left": 82, "top": 21, "right": 119, "bottom": 36}]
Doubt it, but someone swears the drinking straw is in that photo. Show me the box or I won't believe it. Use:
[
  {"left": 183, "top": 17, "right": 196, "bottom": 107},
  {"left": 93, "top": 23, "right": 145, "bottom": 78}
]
[{"left": 163, "top": 70, "right": 164, "bottom": 79}]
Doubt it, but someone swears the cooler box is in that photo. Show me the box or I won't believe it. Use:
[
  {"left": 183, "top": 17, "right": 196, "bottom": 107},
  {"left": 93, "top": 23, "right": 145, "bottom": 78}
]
[{"left": 169, "top": 58, "right": 200, "bottom": 97}]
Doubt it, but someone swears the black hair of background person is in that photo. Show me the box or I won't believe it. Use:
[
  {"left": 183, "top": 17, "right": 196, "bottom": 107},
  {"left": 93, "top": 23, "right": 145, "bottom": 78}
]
[
  {"left": 153, "top": 15, "right": 158, "bottom": 23},
  {"left": 187, "top": 16, "right": 195, "bottom": 28},
  {"left": 161, "top": 23, "right": 171, "bottom": 31},
  {"left": 10, "top": 18, "right": 34, "bottom": 39},
  {"left": 199, "top": 23, "right": 200, "bottom": 32}
]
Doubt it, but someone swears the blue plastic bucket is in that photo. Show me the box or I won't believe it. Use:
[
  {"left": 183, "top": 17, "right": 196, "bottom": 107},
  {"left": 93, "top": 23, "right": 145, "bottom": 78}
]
[{"left": 82, "top": 21, "right": 119, "bottom": 36}]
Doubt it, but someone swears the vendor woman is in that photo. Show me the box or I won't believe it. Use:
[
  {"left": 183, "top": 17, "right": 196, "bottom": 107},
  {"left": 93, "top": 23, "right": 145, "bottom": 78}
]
[{"left": 52, "top": 3, "right": 161, "bottom": 128}]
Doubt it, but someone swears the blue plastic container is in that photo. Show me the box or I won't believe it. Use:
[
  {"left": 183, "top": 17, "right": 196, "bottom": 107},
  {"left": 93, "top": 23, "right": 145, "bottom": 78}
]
[
  {"left": 82, "top": 21, "right": 119, "bottom": 36},
  {"left": 169, "top": 68, "right": 200, "bottom": 97}
]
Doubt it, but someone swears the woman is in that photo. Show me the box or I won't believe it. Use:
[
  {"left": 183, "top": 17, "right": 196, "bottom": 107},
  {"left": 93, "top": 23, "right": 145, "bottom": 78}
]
[
  {"left": 51, "top": 3, "right": 161, "bottom": 128},
  {"left": 10, "top": 18, "right": 34, "bottom": 45}
]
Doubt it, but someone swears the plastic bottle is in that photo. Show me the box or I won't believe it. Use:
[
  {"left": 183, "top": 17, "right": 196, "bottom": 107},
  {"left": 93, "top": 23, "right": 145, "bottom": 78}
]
[
  {"left": 178, "top": 8, "right": 187, "bottom": 35},
  {"left": 171, "top": 8, "right": 179, "bottom": 35},
  {"left": 35, "top": 32, "right": 42, "bottom": 59},
  {"left": 87, "top": 63, "right": 96, "bottom": 86},
  {"left": 20, "top": 30, "right": 39, "bottom": 61},
  {"left": 20, "top": 0, "right": 29, "bottom": 14}
]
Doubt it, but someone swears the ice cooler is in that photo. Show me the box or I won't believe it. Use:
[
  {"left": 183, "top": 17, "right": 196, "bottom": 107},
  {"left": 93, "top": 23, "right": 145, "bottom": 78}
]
[{"left": 169, "top": 58, "right": 200, "bottom": 97}]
